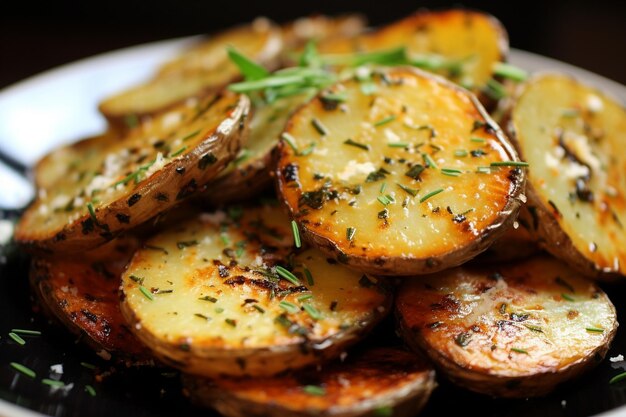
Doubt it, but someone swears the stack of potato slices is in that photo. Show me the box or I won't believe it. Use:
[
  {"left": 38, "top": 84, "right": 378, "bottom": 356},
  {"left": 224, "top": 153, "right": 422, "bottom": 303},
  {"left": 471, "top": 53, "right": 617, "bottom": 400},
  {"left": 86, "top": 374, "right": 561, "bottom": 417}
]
[{"left": 15, "top": 8, "right": 624, "bottom": 417}]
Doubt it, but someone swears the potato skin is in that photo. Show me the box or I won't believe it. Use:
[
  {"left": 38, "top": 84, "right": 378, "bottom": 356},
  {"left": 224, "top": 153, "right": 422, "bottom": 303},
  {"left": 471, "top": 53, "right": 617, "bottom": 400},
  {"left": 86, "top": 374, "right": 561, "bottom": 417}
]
[
  {"left": 29, "top": 237, "right": 151, "bottom": 363},
  {"left": 504, "top": 73, "right": 626, "bottom": 280},
  {"left": 395, "top": 255, "right": 618, "bottom": 398},
  {"left": 15, "top": 92, "right": 249, "bottom": 253},
  {"left": 275, "top": 67, "right": 525, "bottom": 276},
  {"left": 183, "top": 347, "right": 436, "bottom": 417}
]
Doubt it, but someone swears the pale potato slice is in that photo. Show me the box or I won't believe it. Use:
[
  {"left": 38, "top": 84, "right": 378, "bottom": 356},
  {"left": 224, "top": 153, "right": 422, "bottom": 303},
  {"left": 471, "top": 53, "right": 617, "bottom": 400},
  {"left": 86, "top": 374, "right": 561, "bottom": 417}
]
[
  {"left": 202, "top": 93, "right": 311, "bottom": 205},
  {"left": 316, "top": 9, "right": 507, "bottom": 101},
  {"left": 120, "top": 205, "right": 391, "bottom": 378},
  {"left": 395, "top": 255, "right": 618, "bottom": 398},
  {"left": 30, "top": 236, "right": 150, "bottom": 363},
  {"left": 15, "top": 91, "right": 249, "bottom": 252},
  {"left": 506, "top": 73, "right": 626, "bottom": 279},
  {"left": 99, "top": 18, "right": 282, "bottom": 127},
  {"left": 183, "top": 347, "right": 436, "bottom": 417},
  {"left": 275, "top": 67, "right": 525, "bottom": 275}
]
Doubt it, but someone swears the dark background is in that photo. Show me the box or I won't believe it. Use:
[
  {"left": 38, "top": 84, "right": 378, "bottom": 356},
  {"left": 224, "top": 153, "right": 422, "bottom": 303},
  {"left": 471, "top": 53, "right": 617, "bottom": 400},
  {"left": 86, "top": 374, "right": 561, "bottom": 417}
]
[{"left": 1, "top": 0, "right": 625, "bottom": 89}]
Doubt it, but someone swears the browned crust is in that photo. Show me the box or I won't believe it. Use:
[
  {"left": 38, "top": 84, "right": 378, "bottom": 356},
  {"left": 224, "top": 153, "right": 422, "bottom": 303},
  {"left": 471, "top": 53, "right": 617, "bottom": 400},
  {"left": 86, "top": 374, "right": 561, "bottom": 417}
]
[{"left": 274, "top": 67, "right": 526, "bottom": 276}]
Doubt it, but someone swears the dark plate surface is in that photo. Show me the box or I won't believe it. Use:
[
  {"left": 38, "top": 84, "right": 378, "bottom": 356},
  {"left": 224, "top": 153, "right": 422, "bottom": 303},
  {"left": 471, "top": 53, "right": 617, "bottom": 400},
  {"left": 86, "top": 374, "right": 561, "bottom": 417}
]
[{"left": 1, "top": 40, "right": 626, "bottom": 417}]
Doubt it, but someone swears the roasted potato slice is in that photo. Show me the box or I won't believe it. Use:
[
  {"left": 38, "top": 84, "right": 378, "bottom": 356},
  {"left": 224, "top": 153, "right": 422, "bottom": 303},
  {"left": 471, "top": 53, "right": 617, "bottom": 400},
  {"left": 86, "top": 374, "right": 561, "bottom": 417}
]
[
  {"left": 276, "top": 67, "right": 525, "bottom": 275},
  {"left": 316, "top": 9, "right": 507, "bottom": 101},
  {"left": 29, "top": 236, "right": 150, "bottom": 363},
  {"left": 120, "top": 205, "right": 391, "bottom": 378},
  {"left": 183, "top": 347, "right": 436, "bottom": 417},
  {"left": 203, "top": 93, "right": 310, "bottom": 205},
  {"left": 395, "top": 255, "right": 618, "bottom": 398},
  {"left": 99, "top": 18, "right": 282, "bottom": 127},
  {"left": 15, "top": 91, "right": 249, "bottom": 252},
  {"left": 506, "top": 73, "right": 626, "bottom": 279}
]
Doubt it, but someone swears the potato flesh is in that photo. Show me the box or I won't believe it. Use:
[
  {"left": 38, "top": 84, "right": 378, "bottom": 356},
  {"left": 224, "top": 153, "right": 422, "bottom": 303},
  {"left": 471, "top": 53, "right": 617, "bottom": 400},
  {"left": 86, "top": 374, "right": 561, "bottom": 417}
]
[
  {"left": 511, "top": 74, "right": 626, "bottom": 275},
  {"left": 121, "top": 206, "right": 388, "bottom": 358},
  {"left": 277, "top": 68, "right": 521, "bottom": 271},
  {"left": 317, "top": 9, "right": 506, "bottom": 93},
  {"left": 396, "top": 256, "right": 617, "bottom": 378},
  {"left": 16, "top": 92, "right": 246, "bottom": 248}
]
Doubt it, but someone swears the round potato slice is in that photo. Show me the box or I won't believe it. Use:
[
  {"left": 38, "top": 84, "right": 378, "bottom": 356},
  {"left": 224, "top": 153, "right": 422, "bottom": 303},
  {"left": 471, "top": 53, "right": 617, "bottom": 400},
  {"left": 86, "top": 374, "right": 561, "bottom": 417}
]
[
  {"left": 183, "top": 347, "right": 436, "bottom": 417},
  {"left": 395, "top": 255, "right": 618, "bottom": 398},
  {"left": 506, "top": 73, "right": 626, "bottom": 279},
  {"left": 99, "top": 18, "right": 282, "bottom": 127},
  {"left": 30, "top": 236, "right": 150, "bottom": 362},
  {"left": 275, "top": 67, "right": 525, "bottom": 275},
  {"left": 315, "top": 9, "right": 508, "bottom": 103},
  {"left": 203, "top": 93, "right": 310, "bottom": 205},
  {"left": 15, "top": 91, "right": 249, "bottom": 253},
  {"left": 120, "top": 205, "right": 391, "bottom": 378}
]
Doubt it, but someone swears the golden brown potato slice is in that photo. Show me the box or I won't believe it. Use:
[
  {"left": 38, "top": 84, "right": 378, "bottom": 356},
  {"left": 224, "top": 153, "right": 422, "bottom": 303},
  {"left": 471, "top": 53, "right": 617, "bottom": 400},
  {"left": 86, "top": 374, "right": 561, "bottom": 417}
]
[
  {"left": 15, "top": 91, "right": 249, "bottom": 253},
  {"left": 202, "top": 93, "right": 311, "bottom": 205},
  {"left": 99, "top": 18, "right": 282, "bottom": 127},
  {"left": 275, "top": 67, "right": 525, "bottom": 275},
  {"left": 30, "top": 236, "right": 150, "bottom": 363},
  {"left": 120, "top": 205, "right": 391, "bottom": 378},
  {"left": 395, "top": 255, "right": 618, "bottom": 398},
  {"left": 506, "top": 73, "right": 626, "bottom": 279},
  {"left": 183, "top": 347, "right": 436, "bottom": 417},
  {"left": 316, "top": 9, "right": 507, "bottom": 101}
]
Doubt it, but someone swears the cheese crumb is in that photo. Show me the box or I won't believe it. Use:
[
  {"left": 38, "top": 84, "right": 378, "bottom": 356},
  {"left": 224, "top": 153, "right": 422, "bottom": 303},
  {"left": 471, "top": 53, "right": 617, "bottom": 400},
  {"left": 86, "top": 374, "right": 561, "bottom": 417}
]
[
  {"left": 50, "top": 364, "right": 64, "bottom": 375},
  {"left": 610, "top": 354, "right": 624, "bottom": 362}
]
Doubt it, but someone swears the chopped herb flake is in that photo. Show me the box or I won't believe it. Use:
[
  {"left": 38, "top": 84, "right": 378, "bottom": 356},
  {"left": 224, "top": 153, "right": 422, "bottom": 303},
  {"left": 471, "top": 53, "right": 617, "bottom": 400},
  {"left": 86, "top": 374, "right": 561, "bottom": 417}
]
[
  {"left": 346, "top": 227, "right": 356, "bottom": 241},
  {"left": 344, "top": 138, "right": 370, "bottom": 151},
  {"left": 586, "top": 327, "right": 605, "bottom": 333},
  {"left": 291, "top": 220, "right": 301, "bottom": 248},
  {"left": 10, "top": 329, "right": 41, "bottom": 336},
  {"left": 10, "top": 362, "right": 35, "bottom": 378},
  {"left": 303, "top": 304, "right": 322, "bottom": 320},
  {"left": 139, "top": 286, "right": 154, "bottom": 301},
  {"left": 42, "top": 378, "right": 65, "bottom": 388},
  {"left": 85, "top": 385, "right": 97, "bottom": 396},
  {"left": 303, "top": 385, "right": 326, "bottom": 396},
  {"left": 397, "top": 183, "right": 418, "bottom": 197},
  {"left": 275, "top": 266, "right": 300, "bottom": 285},
  {"left": 311, "top": 118, "right": 328, "bottom": 136},
  {"left": 8, "top": 332, "right": 25, "bottom": 345},
  {"left": 373, "top": 115, "right": 397, "bottom": 127},
  {"left": 199, "top": 296, "right": 218, "bottom": 303},
  {"left": 420, "top": 188, "right": 444, "bottom": 203},
  {"left": 279, "top": 300, "right": 300, "bottom": 314},
  {"left": 511, "top": 347, "right": 529, "bottom": 354},
  {"left": 490, "top": 161, "right": 529, "bottom": 167},
  {"left": 562, "top": 293, "right": 575, "bottom": 302},
  {"left": 493, "top": 62, "right": 528, "bottom": 82}
]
